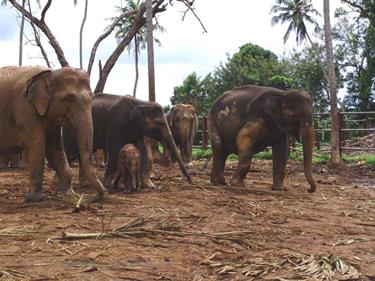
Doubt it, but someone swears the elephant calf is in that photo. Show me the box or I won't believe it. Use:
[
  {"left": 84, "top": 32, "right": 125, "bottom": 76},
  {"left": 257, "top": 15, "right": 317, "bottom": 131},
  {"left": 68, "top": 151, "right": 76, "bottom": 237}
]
[{"left": 112, "top": 144, "right": 141, "bottom": 193}]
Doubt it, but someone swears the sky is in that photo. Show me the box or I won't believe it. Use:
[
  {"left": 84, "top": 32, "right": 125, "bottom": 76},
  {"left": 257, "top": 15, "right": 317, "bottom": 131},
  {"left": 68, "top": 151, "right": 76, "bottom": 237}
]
[{"left": 0, "top": 0, "right": 343, "bottom": 106}]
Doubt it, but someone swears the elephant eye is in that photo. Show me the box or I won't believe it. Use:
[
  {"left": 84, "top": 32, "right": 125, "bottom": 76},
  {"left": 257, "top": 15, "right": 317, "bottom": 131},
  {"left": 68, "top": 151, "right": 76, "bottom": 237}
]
[{"left": 62, "top": 93, "right": 76, "bottom": 103}]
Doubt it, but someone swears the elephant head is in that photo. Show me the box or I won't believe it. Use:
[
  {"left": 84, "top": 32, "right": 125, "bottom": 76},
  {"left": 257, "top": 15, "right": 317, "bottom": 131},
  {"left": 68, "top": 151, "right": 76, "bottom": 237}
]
[
  {"left": 25, "top": 67, "right": 106, "bottom": 196},
  {"left": 264, "top": 90, "right": 316, "bottom": 192},
  {"left": 130, "top": 102, "right": 192, "bottom": 183}
]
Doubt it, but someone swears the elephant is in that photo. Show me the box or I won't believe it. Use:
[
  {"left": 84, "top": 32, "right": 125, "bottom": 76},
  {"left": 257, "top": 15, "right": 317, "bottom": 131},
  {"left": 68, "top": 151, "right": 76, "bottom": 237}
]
[
  {"left": 63, "top": 93, "right": 192, "bottom": 189},
  {"left": 208, "top": 85, "right": 316, "bottom": 193},
  {"left": 112, "top": 144, "right": 141, "bottom": 193},
  {"left": 0, "top": 66, "right": 107, "bottom": 202},
  {"left": 164, "top": 104, "right": 198, "bottom": 164}
]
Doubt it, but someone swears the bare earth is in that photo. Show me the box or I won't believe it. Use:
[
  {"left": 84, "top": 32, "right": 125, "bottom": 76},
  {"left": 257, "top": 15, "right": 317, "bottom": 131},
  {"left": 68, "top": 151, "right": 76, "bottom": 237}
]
[{"left": 0, "top": 159, "right": 374, "bottom": 281}]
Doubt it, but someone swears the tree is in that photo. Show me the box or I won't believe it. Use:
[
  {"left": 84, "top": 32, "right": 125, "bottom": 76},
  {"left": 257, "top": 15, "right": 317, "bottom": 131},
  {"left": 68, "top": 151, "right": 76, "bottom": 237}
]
[
  {"left": 4, "top": 0, "right": 198, "bottom": 93},
  {"left": 79, "top": 0, "right": 88, "bottom": 69},
  {"left": 146, "top": 0, "right": 155, "bottom": 102},
  {"left": 18, "top": 0, "right": 26, "bottom": 66},
  {"left": 114, "top": 0, "right": 164, "bottom": 97},
  {"left": 324, "top": 0, "right": 343, "bottom": 167},
  {"left": 335, "top": 1, "right": 375, "bottom": 112},
  {"left": 270, "top": 0, "right": 321, "bottom": 45}
]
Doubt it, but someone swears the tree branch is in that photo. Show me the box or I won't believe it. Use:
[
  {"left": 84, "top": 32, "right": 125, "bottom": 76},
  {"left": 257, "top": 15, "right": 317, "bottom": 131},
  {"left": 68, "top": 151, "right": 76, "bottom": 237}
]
[
  {"left": 177, "top": 0, "right": 207, "bottom": 33},
  {"left": 87, "top": 8, "right": 139, "bottom": 76},
  {"left": 8, "top": 0, "right": 69, "bottom": 67},
  {"left": 27, "top": 0, "right": 51, "bottom": 67},
  {"left": 94, "top": 0, "right": 167, "bottom": 93},
  {"left": 40, "top": 0, "right": 52, "bottom": 22}
]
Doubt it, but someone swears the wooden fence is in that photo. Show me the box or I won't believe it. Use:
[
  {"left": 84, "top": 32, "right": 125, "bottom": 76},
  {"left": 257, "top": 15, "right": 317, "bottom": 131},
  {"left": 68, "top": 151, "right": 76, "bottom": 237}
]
[{"left": 195, "top": 112, "right": 375, "bottom": 154}]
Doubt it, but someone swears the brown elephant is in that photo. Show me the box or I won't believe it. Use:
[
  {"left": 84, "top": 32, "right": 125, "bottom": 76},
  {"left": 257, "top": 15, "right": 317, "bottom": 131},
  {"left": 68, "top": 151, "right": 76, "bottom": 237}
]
[
  {"left": 112, "top": 144, "right": 141, "bottom": 193},
  {"left": 164, "top": 104, "right": 198, "bottom": 164},
  {"left": 208, "top": 85, "right": 316, "bottom": 193},
  {"left": 0, "top": 66, "right": 107, "bottom": 202}
]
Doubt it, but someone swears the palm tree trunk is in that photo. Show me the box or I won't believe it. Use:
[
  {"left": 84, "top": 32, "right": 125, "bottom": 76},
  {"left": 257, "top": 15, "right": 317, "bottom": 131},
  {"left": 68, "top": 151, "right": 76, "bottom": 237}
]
[
  {"left": 79, "top": 0, "right": 88, "bottom": 69},
  {"left": 18, "top": 0, "right": 26, "bottom": 66},
  {"left": 146, "top": 0, "right": 155, "bottom": 102},
  {"left": 133, "top": 35, "right": 139, "bottom": 97},
  {"left": 323, "top": 0, "right": 342, "bottom": 166}
]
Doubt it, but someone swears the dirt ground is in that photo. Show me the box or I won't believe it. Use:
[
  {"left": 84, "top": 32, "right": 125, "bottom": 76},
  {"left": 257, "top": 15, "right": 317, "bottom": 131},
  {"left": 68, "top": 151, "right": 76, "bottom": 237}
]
[{"left": 0, "top": 159, "right": 375, "bottom": 281}]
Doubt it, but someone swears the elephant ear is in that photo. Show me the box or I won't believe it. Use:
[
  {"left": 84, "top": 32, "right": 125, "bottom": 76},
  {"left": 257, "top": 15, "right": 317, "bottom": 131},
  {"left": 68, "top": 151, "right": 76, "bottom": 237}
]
[
  {"left": 129, "top": 105, "right": 146, "bottom": 126},
  {"left": 264, "top": 93, "right": 283, "bottom": 130},
  {"left": 25, "top": 70, "right": 52, "bottom": 116}
]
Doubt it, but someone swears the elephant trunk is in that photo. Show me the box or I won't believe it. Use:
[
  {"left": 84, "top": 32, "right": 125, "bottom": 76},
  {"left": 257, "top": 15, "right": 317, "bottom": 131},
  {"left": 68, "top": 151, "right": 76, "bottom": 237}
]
[
  {"left": 163, "top": 126, "right": 192, "bottom": 183},
  {"left": 76, "top": 111, "right": 107, "bottom": 196},
  {"left": 301, "top": 125, "right": 316, "bottom": 193}
]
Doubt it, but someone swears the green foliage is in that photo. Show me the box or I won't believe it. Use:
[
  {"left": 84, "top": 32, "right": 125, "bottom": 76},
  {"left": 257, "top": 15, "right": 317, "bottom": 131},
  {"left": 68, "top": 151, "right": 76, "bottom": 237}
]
[{"left": 336, "top": 0, "right": 375, "bottom": 112}]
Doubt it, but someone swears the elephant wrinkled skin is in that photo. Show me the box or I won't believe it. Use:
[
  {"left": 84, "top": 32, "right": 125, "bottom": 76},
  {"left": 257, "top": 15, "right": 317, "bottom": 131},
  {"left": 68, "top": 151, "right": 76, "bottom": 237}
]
[
  {"left": 208, "top": 85, "right": 316, "bottom": 193},
  {"left": 0, "top": 66, "right": 106, "bottom": 202}
]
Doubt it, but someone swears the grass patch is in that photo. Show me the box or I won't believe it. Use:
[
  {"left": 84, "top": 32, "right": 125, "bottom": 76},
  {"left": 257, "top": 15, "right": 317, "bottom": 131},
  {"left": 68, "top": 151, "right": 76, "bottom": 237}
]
[{"left": 192, "top": 147, "right": 375, "bottom": 165}]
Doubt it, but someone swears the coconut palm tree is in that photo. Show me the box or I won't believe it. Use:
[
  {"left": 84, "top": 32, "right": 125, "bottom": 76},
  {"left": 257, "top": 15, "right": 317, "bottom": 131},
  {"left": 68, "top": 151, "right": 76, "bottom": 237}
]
[
  {"left": 114, "top": 0, "right": 164, "bottom": 97},
  {"left": 271, "top": 0, "right": 321, "bottom": 45}
]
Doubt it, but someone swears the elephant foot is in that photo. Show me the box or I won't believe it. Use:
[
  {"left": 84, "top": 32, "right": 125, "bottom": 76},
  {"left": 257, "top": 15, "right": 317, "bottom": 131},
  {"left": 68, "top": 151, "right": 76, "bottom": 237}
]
[
  {"left": 25, "top": 190, "right": 45, "bottom": 202},
  {"left": 272, "top": 185, "right": 288, "bottom": 191},
  {"left": 142, "top": 178, "right": 156, "bottom": 189},
  {"left": 229, "top": 177, "right": 245, "bottom": 187},
  {"left": 96, "top": 162, "right": 106, "bottom": 168},
  {"left": 79, "top": 177, "right": 90, "bottom": 187},
  {"left": 211, "top": 175, "right": 226, "bottom": 186}
]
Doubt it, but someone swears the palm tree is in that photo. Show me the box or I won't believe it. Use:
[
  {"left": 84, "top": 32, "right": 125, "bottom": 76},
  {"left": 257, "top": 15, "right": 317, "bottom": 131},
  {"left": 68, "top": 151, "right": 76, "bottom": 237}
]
[
  {"left": 271, "top": 0, "right": 321, "bottom": 45},
  {"left": 114, "top": 0, "right": 164, "bottom": 98}
]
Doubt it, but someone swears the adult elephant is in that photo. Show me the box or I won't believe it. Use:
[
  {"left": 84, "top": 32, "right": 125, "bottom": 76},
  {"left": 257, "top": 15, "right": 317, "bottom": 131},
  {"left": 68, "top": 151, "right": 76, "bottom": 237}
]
[
  {"left": 0, "top": 66, "right": 106, "bottom": 202},
  {"left": 63, "top": 94, "right": 192, "bottom": 189},
  {"left": 164, "top": 104, "right": 198, "bottom": 164},
  {"left": 208, "top": 85, "right": 316, "bottom": 193}
]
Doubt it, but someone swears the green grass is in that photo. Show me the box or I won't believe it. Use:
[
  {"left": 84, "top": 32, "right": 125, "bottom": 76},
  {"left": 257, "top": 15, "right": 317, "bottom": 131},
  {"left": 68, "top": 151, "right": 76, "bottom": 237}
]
[{"left": 192, "top": 147, "right": 375, "bottom": 165}]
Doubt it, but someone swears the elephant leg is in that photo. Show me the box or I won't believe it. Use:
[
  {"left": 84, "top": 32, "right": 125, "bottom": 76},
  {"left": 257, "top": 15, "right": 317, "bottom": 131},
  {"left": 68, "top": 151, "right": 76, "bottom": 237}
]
[
  {"left": 25, "top": 136, "right": 46, "bottom": 202},
  {"left": 46, "top": 131, "right": 73, "bottom": 194},
  {"left": 78, "top": 160, "right": 90, "bottom": 187},
  {"left": 272, "top": 136, "right": 288, "bottom": 191},
  {"left": 104, "top": 141, "right": 123, "bottom": 189},
  {"left": 95, "top": 149, "right": 106, "bottom": 168},
  {"left": 230, "top": 150, "right": 254, "bottom": 187},
  {"left": 112, "top": 169, "right": 121, "bottom": 191},
  {"left": 211, "top": 147, "right": 228, "bottom": 185},
  {"left": 137, "top": 138, "right": 156, "bottom": 189}
]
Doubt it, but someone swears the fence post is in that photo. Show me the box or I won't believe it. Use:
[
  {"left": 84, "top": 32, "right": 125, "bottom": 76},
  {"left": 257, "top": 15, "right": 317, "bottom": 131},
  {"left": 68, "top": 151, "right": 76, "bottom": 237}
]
[{"left": 202, "top": 116, "right": 208, "bottom": 149}]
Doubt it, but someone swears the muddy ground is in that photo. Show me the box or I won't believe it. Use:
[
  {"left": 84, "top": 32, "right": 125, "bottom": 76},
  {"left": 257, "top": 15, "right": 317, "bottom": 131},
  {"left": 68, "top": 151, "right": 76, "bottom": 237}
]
[{"left": 0, "top": 159, "right": 374, "bottom": 281}]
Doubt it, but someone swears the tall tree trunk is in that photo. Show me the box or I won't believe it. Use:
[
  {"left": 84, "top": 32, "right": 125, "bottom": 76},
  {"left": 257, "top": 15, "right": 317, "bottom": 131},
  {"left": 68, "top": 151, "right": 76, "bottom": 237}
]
[
  {"left": 323, "top": 0, "right": 342, "bottom": 167},
  {"left": 133, "top": 35, "right": 139, "bottom": 97},
  {"left": 79, "top": 0, "right": 88, "bottom": 69},
  {"left": 146, "top": 0, "right": 155, "bottom": 102},
  {"left": 18, "top": 0, "right": 26, "bottom": 66}
]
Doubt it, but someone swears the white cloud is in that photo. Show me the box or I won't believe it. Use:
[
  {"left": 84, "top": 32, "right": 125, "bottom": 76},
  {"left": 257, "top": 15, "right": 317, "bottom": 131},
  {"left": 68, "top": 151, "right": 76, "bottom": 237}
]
[{"left": 0, "top": 0, "right": 344, "bottom": 106}]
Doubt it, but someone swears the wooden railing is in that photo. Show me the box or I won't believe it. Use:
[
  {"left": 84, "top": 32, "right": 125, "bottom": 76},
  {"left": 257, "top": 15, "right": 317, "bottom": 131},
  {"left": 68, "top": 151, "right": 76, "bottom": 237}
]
[{"left": 195, "top": 112, "right": 375, "bottom": 154}]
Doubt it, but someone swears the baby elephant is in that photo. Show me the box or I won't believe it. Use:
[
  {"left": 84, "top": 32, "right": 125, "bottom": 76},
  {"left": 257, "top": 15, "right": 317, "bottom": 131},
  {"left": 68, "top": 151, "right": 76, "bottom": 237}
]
[{"left": 113, "top": 144, "right": 142, "bottom": 193}]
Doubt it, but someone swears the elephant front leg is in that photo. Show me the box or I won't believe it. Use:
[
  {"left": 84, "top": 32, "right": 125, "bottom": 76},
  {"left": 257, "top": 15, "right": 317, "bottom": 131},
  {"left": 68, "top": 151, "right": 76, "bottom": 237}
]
[
  {"left": 137, "top": 138, "right": 156, "bottom": 189},
  {"left": 25, "top": 138, "right": 46, "bottom": 202},
  {"left": 271, "top": 136, "right": 288, "bottom": 191},
  {"left": 230, "top": 150, "right": 254, "bottom": 187},
  {"left": 46, "top": 131, "right": 73, "bottom": 194},
  {"left": 104, "top": 141, "right": 123, "bottom": 190}
]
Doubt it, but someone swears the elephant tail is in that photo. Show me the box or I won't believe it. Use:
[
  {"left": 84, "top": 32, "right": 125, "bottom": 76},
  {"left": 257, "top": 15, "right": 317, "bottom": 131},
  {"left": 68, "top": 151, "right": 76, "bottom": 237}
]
[{"left": 199, "top": 152, "right": 212, "bottom": 171}]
